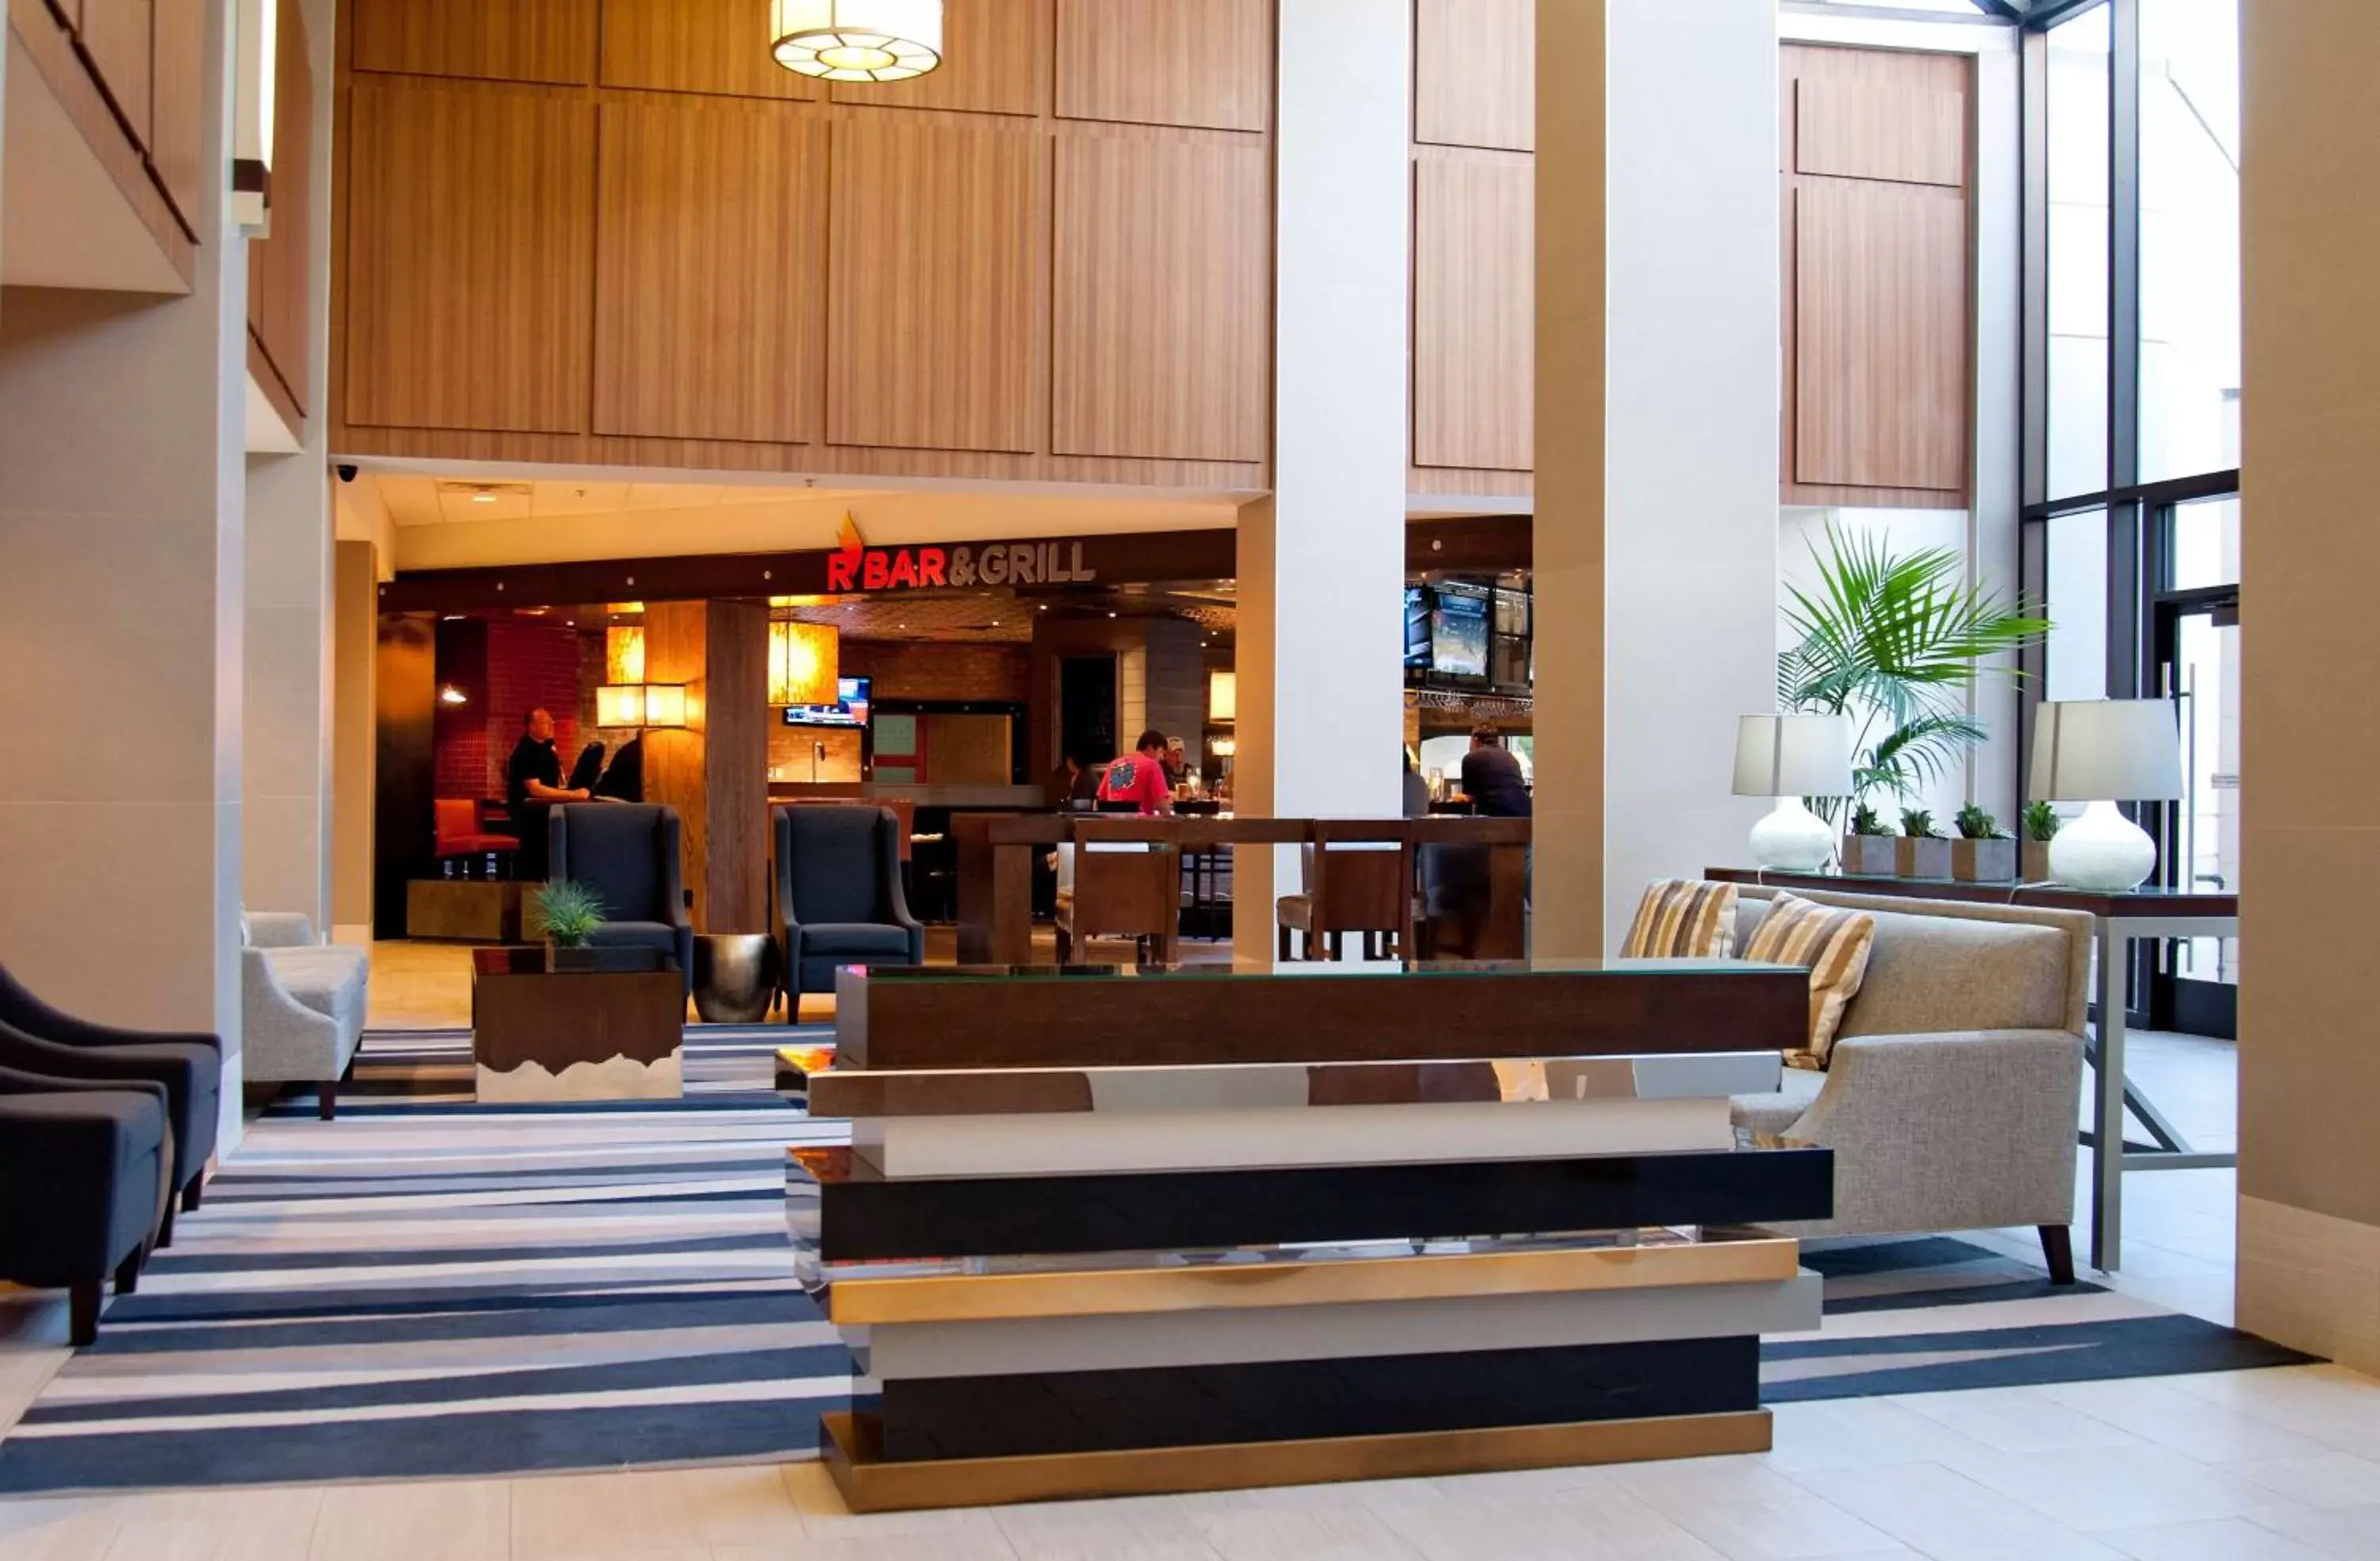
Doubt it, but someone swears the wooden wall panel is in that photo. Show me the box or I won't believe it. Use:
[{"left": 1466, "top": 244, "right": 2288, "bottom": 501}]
[
  {"left": 831, "top": 0, "right": 1048, "bottom": 116},
  {"left": 248, "top": 0, "right": 314, "bottom": 415},
  {"left": 1415, "top": 0, "right": 1532, "bottom": 152},
  {"left": 1793, "top": 179, "right": 1967, "bottom": 492},
  {"left": 1052, "top": 131, "right": 1266, "bottom": 462},
  {"left": 1797, "top": 75, "right": 1964, "bottom": 187},
  {"left": 79, "top": 0, "right": 154, "bottom": 147},
  {"left": 1414, "top": 154, "right": 1534, "bottom": 473},
  {"left": 826, "top": 114, "right": 1046, "bottom": 453},
  {"left": 593, "top": 99, "right": 816, "bottom": 443},
  {"left": 351, "top": 0, "right": 597, "bottom": 83},
  {"left": 599, "top": 0, "right": 814, "bottom": 101},
  {"left": 344, "top": 80, "right": 596, "bottom": 433},
  {"left": 149, "top": 0, "right": 205, "bottom": 232},
  {"left": 1054, "top": 0, "right": 1267, "bottom": 132}
]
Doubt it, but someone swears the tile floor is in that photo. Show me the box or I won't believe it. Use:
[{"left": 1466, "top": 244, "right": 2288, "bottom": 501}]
[{"left": 7, "top": 972, "right": 2369, "bottom": 1555}]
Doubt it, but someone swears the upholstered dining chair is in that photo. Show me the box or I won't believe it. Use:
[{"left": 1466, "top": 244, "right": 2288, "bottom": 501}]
[
  {"left": 1058, "top": 818, "right": 1184, "bottom": 966},
  {"left": 773, "top": 804, "right": 924, "bottom": 1005},
  {"left": 1276, "top": 822, "right": 1416, "bottom": 961},
  {"left": 548, "top": 804, "right": 696, "bottom": 992}
]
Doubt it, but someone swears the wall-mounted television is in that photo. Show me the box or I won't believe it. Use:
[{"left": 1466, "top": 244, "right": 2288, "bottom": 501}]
[
  {"left": 782, "top": 676, "right": 872, "bottom": 727},
  {"left": 1403, "top": 585, "right": 1433, "bottom": 672},
  {"left": 1429, "top": 587, "right": 1490, "bottom": 680}
]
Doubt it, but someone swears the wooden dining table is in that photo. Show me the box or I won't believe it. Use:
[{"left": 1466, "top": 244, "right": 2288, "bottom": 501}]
[{"left": 951, "top": 813, "right": 1530, "bottom": 966}]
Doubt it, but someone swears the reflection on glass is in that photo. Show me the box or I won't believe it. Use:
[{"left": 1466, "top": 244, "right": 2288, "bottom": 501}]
[
  {"left": 2170, "top": 494, "right": 2240, "bottom": 592},
  {"left": 2141, "top": 0, "right": 2240, "bottom": 484},
  {"left": 2045, "top": 509, "right": 2108, "bottom": 702},
  {"left": 2048, "top": 8, "right": 2111, "bottom": 499},
  {"left": 2169, "top": 610, "right": 2240, "bottom": 984}
]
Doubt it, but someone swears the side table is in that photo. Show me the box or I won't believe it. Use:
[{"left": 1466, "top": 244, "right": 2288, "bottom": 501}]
[{"left": 471, "top": 946, "right": 685, "bottom": 1101}]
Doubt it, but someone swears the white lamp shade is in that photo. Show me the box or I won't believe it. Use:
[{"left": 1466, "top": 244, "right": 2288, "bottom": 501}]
[
  {"left": 1208, "top": 670, "right": 1237, "bottom": 724},
  {"left": 1732, "top": 715, "right": 1856, "bottom": 798},
  {"left": 2029, "top": 700, "right": 2185, "bottom": 802},
  {"left": 771, "top": 0, "right": 942, "bottom": 81}
]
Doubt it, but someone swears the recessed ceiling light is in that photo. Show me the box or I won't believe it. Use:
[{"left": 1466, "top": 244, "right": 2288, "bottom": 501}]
[
  {"left": 470, "top": 491, "right": 496, "bottom": 504},
  {"left": 1107, "top": 612, "right": 1118, "bottom": 619}
]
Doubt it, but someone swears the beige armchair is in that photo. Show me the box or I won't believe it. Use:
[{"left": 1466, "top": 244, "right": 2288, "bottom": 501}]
[{"left": 1726, "top": 887, "right": 2094, "bottom": 1283}]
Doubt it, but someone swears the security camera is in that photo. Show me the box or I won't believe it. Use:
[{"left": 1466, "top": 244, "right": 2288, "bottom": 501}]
[{"left": 335, "top": 463, "right": 359, "bottom": 483}]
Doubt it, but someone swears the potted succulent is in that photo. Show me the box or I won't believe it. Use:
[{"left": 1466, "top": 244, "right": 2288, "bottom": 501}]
[
  {"left": 1841, "top": 803, "right": 1897, "bottom": 876},
  {"left": 1952, "top": 803, "right": 2017, "bottom": 883},
  {"left": 534, "top": 880, "right": 608, "bottom": 972},
  {"left": 1895, "top": 808, "right": 1952, "bottom": 880},
  {"left": 2022, "top": 800, "right": 2060, "bottom": 883}
]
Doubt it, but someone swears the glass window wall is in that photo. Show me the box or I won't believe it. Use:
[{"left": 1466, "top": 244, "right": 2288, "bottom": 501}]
[
  {"left": 2047, "top": 7, "right": 2111, "bottom": 501},
  {"left": 2140, "top": 0, "right": 2240, "bottom": 484}
]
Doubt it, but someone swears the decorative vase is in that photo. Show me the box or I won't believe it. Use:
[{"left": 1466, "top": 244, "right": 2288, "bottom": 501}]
[
  {"left": 1841, "top": 835, "right": 1897, "bottom": 876},
  {"left": 1895, "top": 837, "right": 1952, "bottom": 880},
  {"left": 1952, "top": 838, "right": 2017, "bottom": 883},
  {"left": 547, "top": 941, "right": 598, "bottom": 973},
  {"left": 694, "top": 934, "right": 780, "bottom": 1023},
  {"left": 1749, "top": 796, "right": 1837, "bottom": 872},
  {"left": 2022, "top": 840, "right": 2054, "bottom": 882}
]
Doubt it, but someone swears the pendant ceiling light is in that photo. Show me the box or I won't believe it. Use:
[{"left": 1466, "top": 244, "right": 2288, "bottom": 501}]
[
  {"left": 771, "top": 0, "right": 943, "bottom": 82},
  {"left": 770, "top": 621, "right": 841, "bottom": 707}
]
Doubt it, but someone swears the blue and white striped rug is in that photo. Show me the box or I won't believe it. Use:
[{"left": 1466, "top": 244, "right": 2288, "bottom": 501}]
[{"left": 0, "top": 1029, "right": 2310, "bottom": 1494}]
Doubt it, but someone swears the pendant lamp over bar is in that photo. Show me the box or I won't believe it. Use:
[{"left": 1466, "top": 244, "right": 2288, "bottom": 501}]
[
  {"left": 771, "top": 0, "right": 943, "bottom": 82},
  {"left": 770, "top": 621, "right": 841, "bottom": 707}
]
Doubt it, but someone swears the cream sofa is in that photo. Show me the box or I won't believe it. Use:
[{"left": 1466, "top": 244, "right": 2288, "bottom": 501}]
[
  {"left": 241, "top": 912, "right": 368, "bottom": 1119},
  {"left": 1726, "top": 886, "right": 2093, "bottom": 1282}
]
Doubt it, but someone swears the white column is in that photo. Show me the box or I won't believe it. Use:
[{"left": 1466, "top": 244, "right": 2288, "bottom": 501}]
[
  {"left": 0, "top": 3, "right": 248, "bottom": 1150},
  {"left": 1232, "top": 0, "right": 1411, "bottom": 952},
  {"left": 1538, "top": 0, "right": 1781, "bottom": 950}
]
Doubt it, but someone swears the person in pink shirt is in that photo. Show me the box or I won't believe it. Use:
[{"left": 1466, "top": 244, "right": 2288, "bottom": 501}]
[{"left": 1096, "top": 729, "right": 1176, "bottom": 815}]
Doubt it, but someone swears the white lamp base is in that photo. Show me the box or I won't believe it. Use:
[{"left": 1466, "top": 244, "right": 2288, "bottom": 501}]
[
  {"left": 2046, "top": 800, "right": 2159, "bottom": 892},
  {"left": 1749, "top": 796, "right": 1837, "bottom": 873}
]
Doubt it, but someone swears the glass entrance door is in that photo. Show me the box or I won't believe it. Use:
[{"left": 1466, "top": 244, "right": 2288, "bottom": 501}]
[{"left": 2152, "top": 589, "right": 2240, "bottom": 1037}]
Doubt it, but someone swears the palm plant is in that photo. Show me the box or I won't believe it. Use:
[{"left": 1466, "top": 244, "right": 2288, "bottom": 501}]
[{"left": 1779, "top": 527, "right": 2048, "bottom": 820}]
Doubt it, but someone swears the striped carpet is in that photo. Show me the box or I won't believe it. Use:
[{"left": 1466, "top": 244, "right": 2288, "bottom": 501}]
[{"left": 0, "top": 1029, "right": 2309, "bottom": 1494}]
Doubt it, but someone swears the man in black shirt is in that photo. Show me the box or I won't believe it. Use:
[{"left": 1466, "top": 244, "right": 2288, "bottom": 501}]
[
  {"left": 1459, "top": 726, "right": 1531, "bottom": 818},
  {"left": 505, "top": 708, "right": 589, "bottom": 879}
]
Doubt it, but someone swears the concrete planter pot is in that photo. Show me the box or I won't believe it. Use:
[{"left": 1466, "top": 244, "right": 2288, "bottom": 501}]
[
  {"left": 1895, "top": 837, "right": 1952, "bottom": 880},
  {"left": 1841, "top": 835, "right": 1898, "bottom": 876},
  {"left": 1953, "top": 838, "right": 2018, "bottom": 883},
  {"left": 2022, "top": 841, "right": 2055, "bottom": 883}
]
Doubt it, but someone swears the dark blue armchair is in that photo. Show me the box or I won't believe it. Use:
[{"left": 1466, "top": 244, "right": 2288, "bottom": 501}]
[
  {"left": 548, "top": 804, "right": 695, "bottom": 991},
  {"left": 772, "top": 805, "right": 923, "bottom": 1005}
]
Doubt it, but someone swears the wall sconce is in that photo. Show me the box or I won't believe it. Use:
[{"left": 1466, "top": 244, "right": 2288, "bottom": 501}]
[
  {"left": 1209, "top": 736, "right": 1237, "bottom": 759},
  {"left": 770, "top": 621, "right": 840, "bottom": 706},
  {"left": 437, "top": 685, "right": 468, "bottom": 706},
  {"left": 1208, "top": 669, "right": 1237, "bottom": 724},
  {"left": 597, "top": 684, "right": 689, "bottom": 730}
]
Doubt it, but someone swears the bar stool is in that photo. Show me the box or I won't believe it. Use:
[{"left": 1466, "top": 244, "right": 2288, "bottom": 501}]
[
  {"left": 1276, "top": 822, "right": 1415, "bottom": 961},
  {"left": 1056, "top": 819, "right": 1183, "bottom": 965}
]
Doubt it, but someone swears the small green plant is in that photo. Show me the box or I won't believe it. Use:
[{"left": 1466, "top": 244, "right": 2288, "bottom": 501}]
[
  {"left": 1954, "top": 804, "right": 2006, "bottom": 841},
  {"left": 2022, "top": 800, "right": 2060, "bottom": 842},
  {"left": 1899, "top": 808, "right": 1940, "bottom": 839},
  {"left": 535, "top": 880, "right": 606, "bottom": 947},
  {"left": 1850, "top": 803, "right": 1889, "bottom": 837}
]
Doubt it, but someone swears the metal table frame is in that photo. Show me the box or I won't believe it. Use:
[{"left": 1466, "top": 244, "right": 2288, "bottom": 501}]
[{"left": 2082, "top": 913, "right": 2240, "bottom": 1271}]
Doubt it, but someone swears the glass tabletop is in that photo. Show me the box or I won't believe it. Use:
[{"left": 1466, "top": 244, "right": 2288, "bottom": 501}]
[{"left": 851, "top": 956, "right": 1788, "bottom": 983}]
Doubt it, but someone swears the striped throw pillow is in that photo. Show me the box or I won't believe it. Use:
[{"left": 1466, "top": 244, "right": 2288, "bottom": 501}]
[
  {"left": 1622, "top": 879, "right": 1740, "bottom": 960},
  {"left": 1744, "top": 893, "right": 1876, "bottom": 1066}
]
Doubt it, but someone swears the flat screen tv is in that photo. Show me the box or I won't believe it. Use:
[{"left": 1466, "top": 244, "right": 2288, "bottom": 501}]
[
  {"left": 1403, "top": 585, "right": 1433, "bottom": 672},
  {"left": 1430, "top": 589, "right": 1490, "bottom": 680},
  {"left": 782, "top": 676, "right": 872, "bottom": 727}
]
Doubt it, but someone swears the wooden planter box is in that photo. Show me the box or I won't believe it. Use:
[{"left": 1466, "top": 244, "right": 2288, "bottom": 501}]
[
  {"left": 1895, "top": 837, "right": 1952, "bottom": 880},
  {"left": 1952, "top": 838, "right": 2017, "bottom": 883},
  {"left": 2022, "top": 841, "right": 2054, "bottom": 882},
  {"left": 1841, "top": 835, "right": 1898, "bottom": 876}
]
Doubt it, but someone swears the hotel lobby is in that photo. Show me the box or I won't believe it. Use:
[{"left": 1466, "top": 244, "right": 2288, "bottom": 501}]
[{"left": 1, "top": 0, "right": 2377, "bottom": 1555}]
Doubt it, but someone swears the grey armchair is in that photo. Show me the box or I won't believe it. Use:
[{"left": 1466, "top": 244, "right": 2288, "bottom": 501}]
[
  {"left": 772, "top": 804, "right": 923, "bottom": 1004},
  {"left": 0, "top": 964, "right": 219, "bottom": 1224},
  {"left": 549, "top": 804, "right": 695, "bottom": 991},
  {"left": 0, "top": 1064, "right": 169, "bottom": 1345}
]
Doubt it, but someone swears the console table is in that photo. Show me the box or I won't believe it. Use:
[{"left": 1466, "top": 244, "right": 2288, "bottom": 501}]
[{"left": 1706, "top": 868, "right": 2239, "bottom": 1271}]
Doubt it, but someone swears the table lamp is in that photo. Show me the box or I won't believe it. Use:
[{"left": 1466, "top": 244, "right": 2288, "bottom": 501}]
[
  {"left": 2028, "top": 699, "right": 2185, "bottom": 892},
  {"left": 1733, "top": 714, "right": 1856, "bottom": 872}
]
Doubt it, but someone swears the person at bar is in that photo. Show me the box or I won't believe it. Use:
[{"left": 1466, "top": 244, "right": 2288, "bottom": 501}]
[
  {"left": 506, "top": 708, "right": 590, "bottom": 879},
  {"left": 1461, "top": 725, "right": 1531, "bottom": 818},
  {"left": 1096, "top": 729, "right": 1176, "bottom": 815}
]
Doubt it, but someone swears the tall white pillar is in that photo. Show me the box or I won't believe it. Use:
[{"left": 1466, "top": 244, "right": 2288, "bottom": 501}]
[
  {"left": 1536, "top": 0, "right": 1781, "bottom": 952},
  {"left": 0, "top": 5, "right": 248, "bottom": 1149},
  {"left": 1232, "top": 0, "right": 1411, "bottom": 951}
]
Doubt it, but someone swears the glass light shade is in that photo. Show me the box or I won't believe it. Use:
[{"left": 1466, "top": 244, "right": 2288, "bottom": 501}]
[
  {"left": 770, "top": 622, "right": 840, "bottom": 707},
  {"left": 1731, "top": 714, "right": 1856, "bottom": 798},
  {"left": 606, "top": 625, "right": 646, "bottom": 685},
  {"left": 641, "top": 684, "right": 689, "bottom": 730},
  {"left": 1209, "top": 670, "right": 1237, "bottom": 724},
  {"left": 596, "top": 684, "right": 648, "bottom": 728},
  {"left": 2029, "top": 700, "right": 2186, "bottom": 802},
  {"left": 771, "top": 0, "right": 942, "bottom": 81}
]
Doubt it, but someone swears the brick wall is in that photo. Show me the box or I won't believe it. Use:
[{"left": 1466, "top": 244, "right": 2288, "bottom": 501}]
[
  {"left": 432, "top": 622, "right": 585, "bottom": 800},
  {"left": 840, "top": 640, "right": 1030, "bottom": 704}
]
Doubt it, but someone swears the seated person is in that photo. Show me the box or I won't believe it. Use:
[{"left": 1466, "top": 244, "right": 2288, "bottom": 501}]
[
  {"left": 594, "top": 734, "right": 645, "bottom": 802},
  {"left": 1096, "top": 729, "right": 1175, "bottom": 816}
]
